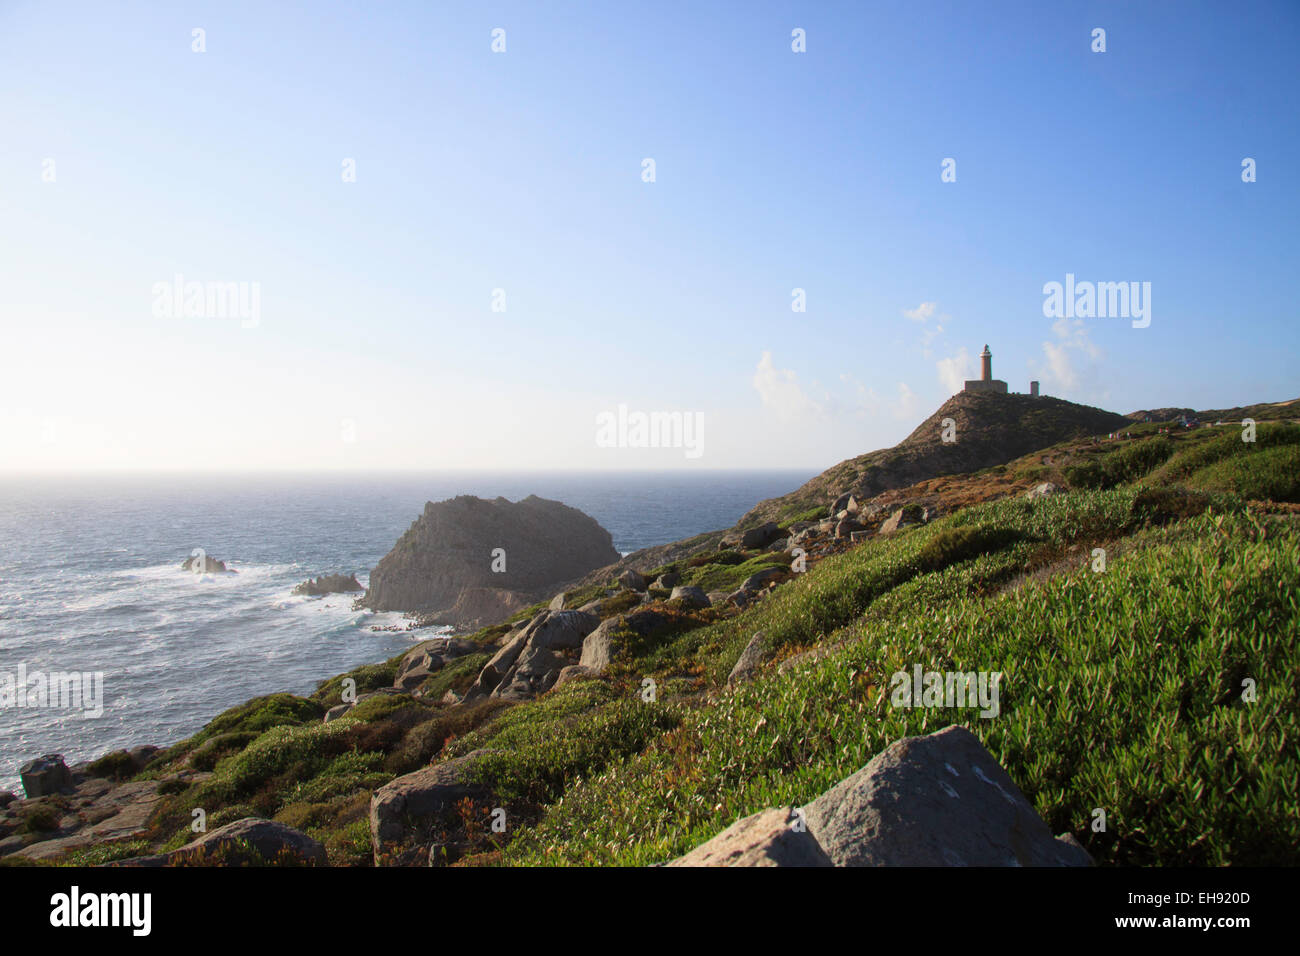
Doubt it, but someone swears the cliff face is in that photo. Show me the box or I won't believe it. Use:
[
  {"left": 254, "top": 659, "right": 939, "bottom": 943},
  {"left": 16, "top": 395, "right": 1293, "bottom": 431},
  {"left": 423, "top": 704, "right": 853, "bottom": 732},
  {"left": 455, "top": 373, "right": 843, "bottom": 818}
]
[{"left": 363, "top": 495, "right": 621, "bottom": 625}]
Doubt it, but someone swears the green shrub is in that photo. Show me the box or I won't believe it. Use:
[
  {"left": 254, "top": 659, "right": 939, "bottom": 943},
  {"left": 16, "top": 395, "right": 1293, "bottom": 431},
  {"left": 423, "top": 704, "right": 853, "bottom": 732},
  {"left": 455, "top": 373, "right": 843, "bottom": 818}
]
[
  {"left": 84, "top": 750, "right": 137, "bottom": 781},
  {"left": 1185, "top": 444, "right": 1300, "bottom": 502}
]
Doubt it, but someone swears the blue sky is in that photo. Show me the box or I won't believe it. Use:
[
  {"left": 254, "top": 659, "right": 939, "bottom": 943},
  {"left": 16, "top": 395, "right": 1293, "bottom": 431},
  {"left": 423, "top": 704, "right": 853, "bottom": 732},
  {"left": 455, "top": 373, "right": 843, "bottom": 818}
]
[{"left": 1, "top": 0, "right": 1296, "bottom": 471}]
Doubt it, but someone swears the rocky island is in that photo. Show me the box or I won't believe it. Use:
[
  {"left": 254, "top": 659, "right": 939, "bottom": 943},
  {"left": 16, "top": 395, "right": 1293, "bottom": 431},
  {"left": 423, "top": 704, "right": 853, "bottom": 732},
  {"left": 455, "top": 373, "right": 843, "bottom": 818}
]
[{"left": 362, "top": 494, "right": 621, "bottom": 629}]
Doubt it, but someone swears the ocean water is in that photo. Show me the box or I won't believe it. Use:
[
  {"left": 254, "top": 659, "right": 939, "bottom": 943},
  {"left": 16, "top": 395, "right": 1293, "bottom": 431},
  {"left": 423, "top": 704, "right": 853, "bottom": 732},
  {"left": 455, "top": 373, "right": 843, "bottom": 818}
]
[{"left": 0, "top": 470, "right": 811, "bottom": 793}]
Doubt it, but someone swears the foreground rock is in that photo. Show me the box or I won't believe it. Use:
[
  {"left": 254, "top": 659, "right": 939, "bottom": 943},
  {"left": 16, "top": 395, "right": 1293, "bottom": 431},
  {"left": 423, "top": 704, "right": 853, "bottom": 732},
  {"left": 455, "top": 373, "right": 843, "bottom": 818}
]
[
  {"left": 727, "top": 632, "right": 768, "bottom": 686},
  {"left": 667, "top": 807, "right": 831, "bottom": 867},
  {"left": 363, "top": 495, "right": 621, "bottom": 629},
  {"left": 463, "top": 610, "right": 600, "bottom": 701},
  {"left": 668, "top": 726, "right": 1092, "bottom": 867},
  {"left": 393, "top": 636, "right": 482, "bottom": 693},
  {"left": 19, "top": 754, "right": 72, "bottom": 798},
  {"left": 112, "top": 818, "right": 326, "bottom": 866},
  {"left": 802, "top": 725, "right": 1092, "bottom": 866},
  {"left": 6, "top": 766, "right": 193, "bottom": 861},
  {"left": 293, "top": 573, "right": 363, "bottom": 596},
  {"left": 370, "top": 750, "right": 497, "bottom": 865}
]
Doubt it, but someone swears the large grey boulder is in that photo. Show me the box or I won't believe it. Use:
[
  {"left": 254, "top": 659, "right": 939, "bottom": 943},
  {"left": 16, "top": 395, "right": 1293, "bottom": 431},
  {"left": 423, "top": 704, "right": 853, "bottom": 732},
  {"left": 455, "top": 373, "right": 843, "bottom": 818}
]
[
  {"left": 579, "top": 608, "right": 674, "bottom": 674},
  {"left": 112, "top": 818, "right": 327, "bottom": 866},
  {"left": 669, "top": 585, "right": 710, "bottom": 609},
  {"left": 463, "top": 629, "right": 530, "bottom": 700},
  {"left": 579, "top": 617, "right": 622, "bottom": 673},
  {"left": 370, "top": 750, "right": 497, "bottom": 864},
  {"left": 493, "top": 645, "right": 566, "bottom": 699},
  {"left": 517, "top": 609, "right": 600, "bottom": 651},
  {"left": 668, "top": 807, "right": 832, "bottom": 867},
  {"left": 20, "top": 754, "right": 72, "bottom": 798},
  {"left": 801, "top": 726, "right": 1093, "bottom": 867},
  {"left": 741, "top": 522, "right": 781, "bottom": 549}
]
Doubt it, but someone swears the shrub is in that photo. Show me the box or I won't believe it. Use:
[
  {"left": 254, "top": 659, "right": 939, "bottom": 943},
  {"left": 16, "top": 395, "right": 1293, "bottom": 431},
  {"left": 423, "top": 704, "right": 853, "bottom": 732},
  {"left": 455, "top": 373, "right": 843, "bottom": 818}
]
[
  {"left": 915, "top": 524, "right": 1023, "bottom": 573},
  {"left": 84, "top": 750, "right": 137, "bottom": 781}
]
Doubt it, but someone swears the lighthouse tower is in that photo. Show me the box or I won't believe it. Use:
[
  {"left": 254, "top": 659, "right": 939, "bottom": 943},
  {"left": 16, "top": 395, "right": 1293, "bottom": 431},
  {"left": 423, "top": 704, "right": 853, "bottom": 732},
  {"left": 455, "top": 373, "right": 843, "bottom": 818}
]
[{"left": 963, "top": 344, "right": 1008, "bottom": 394}]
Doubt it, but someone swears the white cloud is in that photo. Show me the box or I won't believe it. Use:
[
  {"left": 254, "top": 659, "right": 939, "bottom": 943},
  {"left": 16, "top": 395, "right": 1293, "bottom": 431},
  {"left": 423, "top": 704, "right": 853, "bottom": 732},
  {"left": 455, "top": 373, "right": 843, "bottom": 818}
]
[
  {"left": 753, "top": 351, "right": 822, "bottom": 421},
  {"left": 891, "top": 382, "right": 921, "bottom": 421},
  {"left": 1039, "top": 319, "right": 1102, "bottom": 392},
  {"left": 936, "top": 347, "right": 973, "bottom": 395},
  {"left": 903, "top": 301, "right": 937, "bottom": 322}
]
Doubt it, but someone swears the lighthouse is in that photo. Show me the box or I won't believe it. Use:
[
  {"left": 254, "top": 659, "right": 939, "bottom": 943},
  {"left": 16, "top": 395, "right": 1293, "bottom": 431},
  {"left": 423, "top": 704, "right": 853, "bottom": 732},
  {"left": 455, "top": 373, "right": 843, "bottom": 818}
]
[{"left": 963, "top": 344, "right": 1008, "bottom": 394}]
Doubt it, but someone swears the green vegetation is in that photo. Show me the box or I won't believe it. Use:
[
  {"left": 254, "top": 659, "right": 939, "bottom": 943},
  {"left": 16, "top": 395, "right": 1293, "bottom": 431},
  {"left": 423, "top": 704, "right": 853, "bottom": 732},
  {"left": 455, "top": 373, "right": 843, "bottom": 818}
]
[
  {"left": 499, "top": 507, "right": 1300, "bottom": 866},
  {"left": 64, "top": 411, "right": 1296, "bottom": 868}
]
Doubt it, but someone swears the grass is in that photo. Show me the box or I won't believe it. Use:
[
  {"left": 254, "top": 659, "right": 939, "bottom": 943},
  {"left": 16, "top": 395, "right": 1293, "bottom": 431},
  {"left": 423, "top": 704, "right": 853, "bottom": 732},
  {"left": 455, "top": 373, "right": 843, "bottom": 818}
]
[
  {"left": 52, "top": 422, "right": 1298, "bottom": 868},
  {"left": 497, "top": 508, "right": 1300, "bottom": 866}
]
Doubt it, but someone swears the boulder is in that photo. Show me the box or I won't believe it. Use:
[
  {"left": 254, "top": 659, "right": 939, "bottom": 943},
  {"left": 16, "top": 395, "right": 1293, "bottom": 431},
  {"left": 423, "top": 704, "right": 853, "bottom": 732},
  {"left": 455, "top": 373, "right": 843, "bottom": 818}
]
[
  {"left": 548, "top": 591, "right": 569, "bottom": 610},
  {"left": 878, "top": 505, "right": 924, "bottom": 535},
  {"left": 464, "top": 629, "right": 530, "bottom": 699},
  {"left": 835, "top": 518, "right": 863, "bottom": 539},
  {"left": 554, "top": 665, "right": 593, "bottom": 688},
  {"left": 493, "top": 645, "right": 565, "bottom": 699},
  {"left": 652, "top": 572, "right": 681, "bottom": 590},
  {"left": 370, "top": 750, "right": 498, "bottom": 864},
  {"left": 725, "top": 588, "right": 753, "bottom": 609},
  {"left": 115, "top": 818, "right": 327, "bottom": 866},
  {"left": 801, "top": 725, "right": 1094, "bottom": 867},
  {"left": 579, "top": 608, "right": 673, "bottom": 673},
  {"left": 617, "top": 568, "right": 647, "bottom": 591},
  {"left": 516, "top": 609, "right": 600, "bottom": 651},
  {"left": 741, "top": 522, "right": 781, "bottom": 549},
  {"left": 766, "top": 538, "right": 789, "bottom": 553},
  {"left": 830, "top": 493, "right": 852, "bottom": 515},
  {"left": 20, "top": 754, "right": 72, "bottom": 798},
  {"left": 668, "top": 807, "right": 832, "bottom": 867},
  {"left": 727, "top": 632, "right": 768, "bottom": 686},
  {"left": 323, "top": 703, "right": 352, "bottom": 723},
  {"left": 741, "top": 567, "right": 785, "bottom": 591},
  {"left": 669, "top": 585, "right": 710, "bottom": 609},
  {"left": 293, "top": 573, "right": 363, "bottom": 596}
]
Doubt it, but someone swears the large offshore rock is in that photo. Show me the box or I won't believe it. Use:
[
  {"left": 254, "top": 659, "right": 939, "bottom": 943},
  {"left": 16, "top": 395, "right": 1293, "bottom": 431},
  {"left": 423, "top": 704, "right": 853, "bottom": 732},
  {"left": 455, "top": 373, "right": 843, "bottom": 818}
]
[{"left": 362, "top": 495, "right": 620, "bottom": 627}]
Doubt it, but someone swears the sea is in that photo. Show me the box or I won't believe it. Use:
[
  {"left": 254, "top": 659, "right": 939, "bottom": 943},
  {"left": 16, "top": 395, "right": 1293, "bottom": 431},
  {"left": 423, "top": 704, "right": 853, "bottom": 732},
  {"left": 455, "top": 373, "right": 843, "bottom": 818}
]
[{"left": 0, "top": 470, "right": 812, "bottom": 793}]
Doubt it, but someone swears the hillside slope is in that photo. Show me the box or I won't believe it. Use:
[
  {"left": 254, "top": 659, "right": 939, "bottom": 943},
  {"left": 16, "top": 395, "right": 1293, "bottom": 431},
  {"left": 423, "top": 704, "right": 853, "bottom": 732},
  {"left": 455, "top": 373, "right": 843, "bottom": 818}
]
[{"left": 737, "top": 391, "right": 1129, "bottom": 526}]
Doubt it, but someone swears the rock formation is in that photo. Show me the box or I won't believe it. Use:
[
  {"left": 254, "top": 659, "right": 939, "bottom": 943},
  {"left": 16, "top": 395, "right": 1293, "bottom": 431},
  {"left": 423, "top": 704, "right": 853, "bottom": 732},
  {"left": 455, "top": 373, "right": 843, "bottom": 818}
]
[
  {"left": 293, "top": 573, "right": 363, "bottom": 596},
  {"left": 363, "top": 495, "right": 620, "bottom": 629}
]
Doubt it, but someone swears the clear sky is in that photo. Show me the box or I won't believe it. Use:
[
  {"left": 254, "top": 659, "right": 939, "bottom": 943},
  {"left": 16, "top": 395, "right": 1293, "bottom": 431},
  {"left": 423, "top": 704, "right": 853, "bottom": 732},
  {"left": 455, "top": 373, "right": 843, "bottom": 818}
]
[{"left": 1, "top": 0, "right": 1296, "bottom": 472}]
